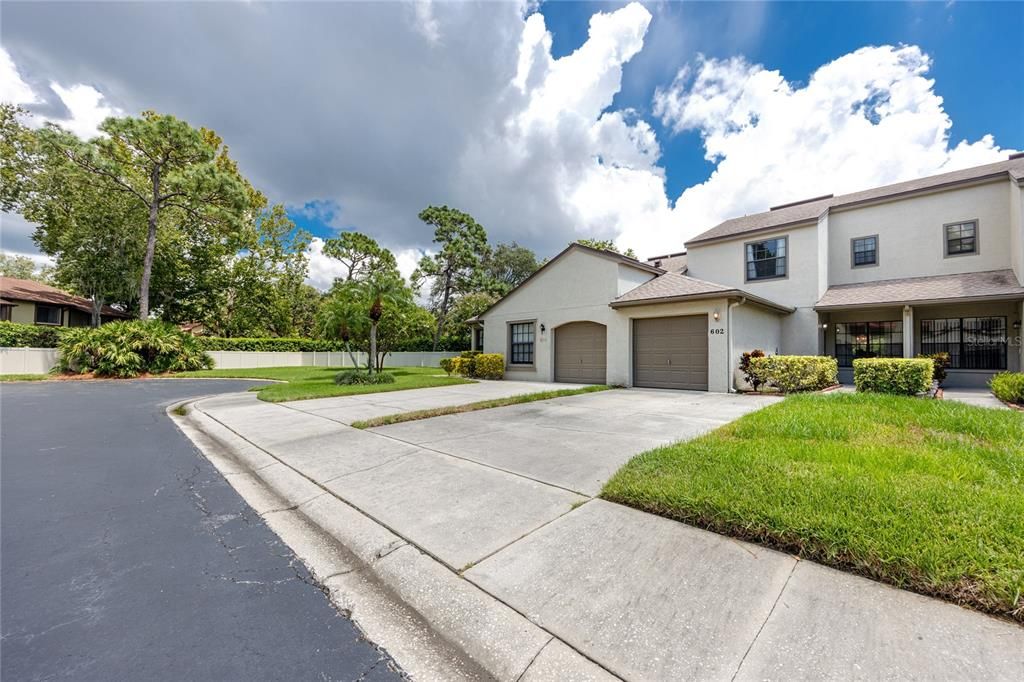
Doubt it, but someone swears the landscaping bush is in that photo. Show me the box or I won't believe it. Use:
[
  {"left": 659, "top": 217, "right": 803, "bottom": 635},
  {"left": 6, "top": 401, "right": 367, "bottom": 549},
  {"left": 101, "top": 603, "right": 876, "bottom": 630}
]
[
  {"left": 473, "top": 353, "right": 504, "bottom": 380},
  {"left": 918, "top": 352, "right": 951, "bottom": 386},
  {"left": 989, "top": 372, "right": 1024, "bottom": 405},
  {"left": 333, "top": 369, "right": 396, "bottom": 385},
  {"left": 439, "top": 357, "right": 455, "bottom": 376},
  {"left": 747, "top": 355, "right": 838, "bottom": 393},
  {"left": 853, "top": 357, "right": 933, "bottom": 395},
  {"left": 0, "top": 321, "right": 65, "bottom": 348},
  {"left": 58, "top": 320, "right": 213, "bottom": 377},
  {"left": 457, "top": 350, "right": 482, "bottom": 377},
  {"left": 738, "top": 349, "right": 766, "bottom": 391},
  {"left": 196, "top": 337, "right": 345, "bottom": 352}
]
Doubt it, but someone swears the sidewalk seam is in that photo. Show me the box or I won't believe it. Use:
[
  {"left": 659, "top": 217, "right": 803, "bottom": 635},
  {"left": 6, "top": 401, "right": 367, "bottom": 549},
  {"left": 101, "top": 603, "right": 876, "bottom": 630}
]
[
  {"left": 513, "top": 636, "right": 554, "bottom": 682},
  {"left": 729, "top": 558, "right": 799, "bottom": 682},
  {"left": 184, "top": 395, "right": 621, "bottom": 680}
]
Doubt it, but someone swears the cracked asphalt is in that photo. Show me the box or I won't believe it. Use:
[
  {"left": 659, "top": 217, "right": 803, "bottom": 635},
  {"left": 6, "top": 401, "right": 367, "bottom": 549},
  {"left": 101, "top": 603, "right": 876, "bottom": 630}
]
[{"left": 1, "top": 379, "right": 402, "bottom": 681}]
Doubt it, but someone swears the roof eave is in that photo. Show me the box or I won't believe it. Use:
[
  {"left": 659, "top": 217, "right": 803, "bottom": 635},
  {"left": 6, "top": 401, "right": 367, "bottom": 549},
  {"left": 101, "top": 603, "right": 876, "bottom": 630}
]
[
  {"left": 685, "top": 216, "right": 823, "bottom": 248},
  {"left": 814, "top": 292, "right": 1024, "bottom": 311},
  {"left": 610, "top": 290, "right": 794, "bottom": 314}
]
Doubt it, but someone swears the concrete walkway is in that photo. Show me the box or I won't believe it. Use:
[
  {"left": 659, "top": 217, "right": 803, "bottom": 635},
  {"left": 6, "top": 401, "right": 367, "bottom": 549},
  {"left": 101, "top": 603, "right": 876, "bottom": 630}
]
[
  {"left": 185, "top": 385, "right": 1024, "bottom": 681},
  {"left": 941, "top": 387, "right": 1009, "bottom": 409}
]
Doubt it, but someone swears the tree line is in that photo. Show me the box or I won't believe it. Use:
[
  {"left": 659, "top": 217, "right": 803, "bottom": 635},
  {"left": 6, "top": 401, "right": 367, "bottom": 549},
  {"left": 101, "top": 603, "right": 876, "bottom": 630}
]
[{"left": 0, "top": 105, "right": 564, "bottom": 353}]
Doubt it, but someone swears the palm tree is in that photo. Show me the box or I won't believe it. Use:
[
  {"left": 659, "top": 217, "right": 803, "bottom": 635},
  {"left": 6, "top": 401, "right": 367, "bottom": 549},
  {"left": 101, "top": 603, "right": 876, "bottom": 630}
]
[
  {"left": 335, "top": 270, "right": 410, "bottom": 374},
  {"left": 317, "top": 294, "right": 363, "bottom": 368}
]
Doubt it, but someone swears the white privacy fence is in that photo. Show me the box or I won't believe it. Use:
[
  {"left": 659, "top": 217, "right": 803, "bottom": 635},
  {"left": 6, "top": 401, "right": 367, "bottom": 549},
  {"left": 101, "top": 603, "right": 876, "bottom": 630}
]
[{"left": 0, "top": 348, "right": 458, "bottom": 375}]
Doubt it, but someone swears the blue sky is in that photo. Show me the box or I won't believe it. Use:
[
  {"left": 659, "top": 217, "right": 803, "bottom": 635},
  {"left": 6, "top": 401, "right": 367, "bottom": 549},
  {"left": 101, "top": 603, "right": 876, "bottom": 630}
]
[{"left": 3, "top": 0, "right": 1022, "bottom": 285}]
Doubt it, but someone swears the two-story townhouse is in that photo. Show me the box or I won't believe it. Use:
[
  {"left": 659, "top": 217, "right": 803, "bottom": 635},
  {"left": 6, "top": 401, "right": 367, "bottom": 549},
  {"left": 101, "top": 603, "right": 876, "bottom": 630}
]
[{"left": 474, "top": 155, "right": 1024, "bottom": 391}]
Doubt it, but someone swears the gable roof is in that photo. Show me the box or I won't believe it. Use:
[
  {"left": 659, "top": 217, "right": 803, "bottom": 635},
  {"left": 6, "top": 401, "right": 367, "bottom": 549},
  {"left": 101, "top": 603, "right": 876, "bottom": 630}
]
[
  {"left": 472, "top": 243, "right": 663, "bottom": 321},
  {"left": 0, "top": 277, "right": 130, "bottom": 317},
  {"left": 609, "top": 271, "right": 793, "bottom": 313},
  {"left": 815, "top": 269, "right": 1024, "bottom": 310},
  {"left": 687, "top": 156, "right": 1024, "bottom": 247},
  {"left": 645, "top": 251, "right": 688, "bottom": 273}
]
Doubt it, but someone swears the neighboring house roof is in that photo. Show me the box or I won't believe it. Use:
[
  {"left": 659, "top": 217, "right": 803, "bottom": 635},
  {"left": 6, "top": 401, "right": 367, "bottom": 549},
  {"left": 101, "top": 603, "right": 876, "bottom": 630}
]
[
  {"left": 645, "top": 251, "right": 688, "bottom": 273},
  {"left": 472, "top": 242, "right": 663, "bottom": 321},
  {"left": 688, "top": 156, "right": 1024, "bottom": 246},
  {"left": 609, "top": 271, "right": 794, "bottom": 313},
  {"left": 0, "top": 277, "right": 130, "bottom": 317},
  {"left": 815, "top": 269, "right": 1024, "bottom": 310}
]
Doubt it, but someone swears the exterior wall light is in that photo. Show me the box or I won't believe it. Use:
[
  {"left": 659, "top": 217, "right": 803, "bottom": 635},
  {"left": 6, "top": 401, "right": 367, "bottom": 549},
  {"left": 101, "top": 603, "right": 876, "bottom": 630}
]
[
  {"left": 540, "top": 323, "right": 546, "bottom": 332},
  {"left": 713, "top": 310, "right": 720, "bottom": 321}
]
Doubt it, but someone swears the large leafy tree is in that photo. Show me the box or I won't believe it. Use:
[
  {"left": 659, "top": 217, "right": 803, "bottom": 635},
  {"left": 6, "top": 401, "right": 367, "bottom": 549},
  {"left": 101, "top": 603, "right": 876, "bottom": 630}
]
[
  {"left": 36, "top": 111, "right": 256, "bottom": 319},
  {"left": 0, "top": 104, "right": 39, "bottom": 212},
  {"left": 412, "top": 205, "right": 489, "bottom": 350},
  {"left": 574, "top": 238, "right": 637, "bottom": 260},
  {"left": 479, "top": 242, "right": 538, "bottom": 296},
  {"left": 322, "top": 232, "right": 391, "bottom": 283},
  {"left": 0, "top": 252, "right": 44, "bottom": 281}
]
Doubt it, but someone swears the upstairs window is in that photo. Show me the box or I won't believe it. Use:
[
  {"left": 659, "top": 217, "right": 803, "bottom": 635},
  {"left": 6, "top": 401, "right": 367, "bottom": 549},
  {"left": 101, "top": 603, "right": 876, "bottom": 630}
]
[
  {"left": 34, "top": 304, "right": 62, "bottom": 325},
  {"left": 944, "top": 221, "right": 977, "bottom": 256},
  {"left": 745, "top": 237, "right": 787, "bottom": 281},
  {"left": 851, "top": 235, "right": 878, "bottom": 267},
  {"left": 509, "top": 322, "right": 535, "bottom": 365}
]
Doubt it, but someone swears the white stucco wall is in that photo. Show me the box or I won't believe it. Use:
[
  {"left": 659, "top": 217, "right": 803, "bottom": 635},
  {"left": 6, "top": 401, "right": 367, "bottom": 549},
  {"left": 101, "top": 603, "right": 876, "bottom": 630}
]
[
  {"left": 1010, "top": 179, "right": 1023, "bottom": 285},
  {"left": 480, "top": 248, "right": 656, "bottom": 385},
  {"left": 827, "top": 181, "right": 1013, "bottom": 285}
]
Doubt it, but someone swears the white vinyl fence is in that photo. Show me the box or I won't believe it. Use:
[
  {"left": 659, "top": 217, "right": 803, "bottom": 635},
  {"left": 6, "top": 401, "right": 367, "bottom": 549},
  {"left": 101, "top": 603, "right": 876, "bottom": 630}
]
[{"left": 0, "top": 347, "right": 458, "bottom": 375}]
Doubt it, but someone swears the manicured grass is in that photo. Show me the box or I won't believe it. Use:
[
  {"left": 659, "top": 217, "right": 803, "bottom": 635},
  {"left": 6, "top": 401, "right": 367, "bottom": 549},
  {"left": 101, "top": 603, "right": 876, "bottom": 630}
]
[
  {"left": 602, "top": 392, "right": 1024, "bottom": 621},
  {"left": 173, "top": 366, "right": 473, "bottom": 402},
  {"left": 352, "top": 385, "right": 613, "bottom": 429},
  {"left": 0, "top": 373, "right": 51, "bottom": 382}
]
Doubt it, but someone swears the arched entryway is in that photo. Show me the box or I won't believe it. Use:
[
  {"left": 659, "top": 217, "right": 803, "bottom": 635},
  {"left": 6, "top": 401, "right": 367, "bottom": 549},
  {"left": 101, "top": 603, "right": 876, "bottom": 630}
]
[{"left": 554, "top": 321, "right": 607, "bottom": 384}]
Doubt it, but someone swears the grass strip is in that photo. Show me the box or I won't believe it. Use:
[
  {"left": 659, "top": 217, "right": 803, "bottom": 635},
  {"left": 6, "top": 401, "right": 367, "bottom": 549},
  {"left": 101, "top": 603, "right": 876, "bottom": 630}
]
[
  {"left": 352, "top": 385, "right": 613, "bottom": 429},
  {"left": 0, "top": 373, "right": 52, "bottom": 382},
  {"left": 602, "top": 392, "right": 1024, "bottom": 622}
]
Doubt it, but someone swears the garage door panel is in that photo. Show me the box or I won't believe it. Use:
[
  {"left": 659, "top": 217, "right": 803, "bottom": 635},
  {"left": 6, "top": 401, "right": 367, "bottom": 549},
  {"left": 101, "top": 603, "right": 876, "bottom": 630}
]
[
  {"left": 555, "top": 322, "right": 607, "bottom": 384},
  {"left": 633, "top": 316, "right": 708, "bottom": 391}
]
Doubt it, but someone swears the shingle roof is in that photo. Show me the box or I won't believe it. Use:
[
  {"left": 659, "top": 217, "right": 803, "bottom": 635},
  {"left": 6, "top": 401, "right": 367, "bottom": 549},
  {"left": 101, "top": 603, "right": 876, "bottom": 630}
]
[
  {"left": 610, "top": 271, "right": 793, "bottom": 313},
  {"left": 0, "top": 277, "right": 130, "bottom": 317},
  {"left": 645, "top": 252, "right": 688, "bottom": 273},
  {"left": 815, "top": 269, "right": 1024, "bottom": 310},
  {"left": 688, "top": 157, "right": 1024, "bottom": 246}
]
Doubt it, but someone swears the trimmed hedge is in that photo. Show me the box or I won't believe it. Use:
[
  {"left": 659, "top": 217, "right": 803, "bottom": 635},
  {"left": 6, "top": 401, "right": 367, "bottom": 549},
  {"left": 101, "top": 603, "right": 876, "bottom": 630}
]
[
  {"left": 747, "top": 355, "right": 838, "bottom": 393},
  {"left": 196, "top": 337, "right": 346, "bottom": 352},
  {"left": 854, "top": 358, "right": 933, "bottom": 395},
  {"left": 474, "top": 353, "right": 504, "bottom": 380},
  {"left": 989, "top": 372, "right": 1024, "bottom": 405},
  {"left": 58, "top": 321, "right": 213, "bottom": 377},
  {"left": 0, "top": 321, "right": 65, "bottom": 348},
  {"left": 334, "top": 369, "right": 396, "bottom": 385}
]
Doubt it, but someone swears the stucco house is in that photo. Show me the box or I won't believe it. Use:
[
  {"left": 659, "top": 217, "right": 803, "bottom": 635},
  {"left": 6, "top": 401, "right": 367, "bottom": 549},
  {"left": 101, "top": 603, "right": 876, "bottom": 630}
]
[
  {"left": 473, "top": 154, "right": 1024, "bottom": 391},
  {"left": 0, "top": 277, "right": 129, "bottom": 327}
]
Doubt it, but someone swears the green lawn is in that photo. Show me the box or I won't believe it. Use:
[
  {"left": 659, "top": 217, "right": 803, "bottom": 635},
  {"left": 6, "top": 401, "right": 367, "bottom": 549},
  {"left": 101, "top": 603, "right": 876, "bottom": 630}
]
[
  {"left": 173, "top": 366, "right": 473, "bottom": 402},
  {"left": 0, "top": 373, "right": 51, "bottom": 382},
  {"left": 602, "top": 392, "right": 1024, "bottom": 621},
  {"left": 352, "top": 385, "right": 612, "bottom": 429}
]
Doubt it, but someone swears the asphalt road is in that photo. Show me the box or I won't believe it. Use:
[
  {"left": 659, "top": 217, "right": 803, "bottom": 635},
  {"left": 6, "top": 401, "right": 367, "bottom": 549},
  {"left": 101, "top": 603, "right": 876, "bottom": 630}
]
[{"left": 1, "top": 379, "right": 401, "bottom": 681}]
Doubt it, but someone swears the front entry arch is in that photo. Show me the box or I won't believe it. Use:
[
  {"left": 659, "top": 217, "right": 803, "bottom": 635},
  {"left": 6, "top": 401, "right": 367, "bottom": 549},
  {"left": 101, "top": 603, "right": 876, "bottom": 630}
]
[{"left": 554, "top": 322, "right": 607, "bottom": 384}]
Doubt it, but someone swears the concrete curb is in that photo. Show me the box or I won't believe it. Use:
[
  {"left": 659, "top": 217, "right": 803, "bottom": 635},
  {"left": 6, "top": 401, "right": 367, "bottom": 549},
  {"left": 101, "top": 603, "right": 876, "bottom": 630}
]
[{"left": 169, "top": 397, "right": 618, "bottom": 682}]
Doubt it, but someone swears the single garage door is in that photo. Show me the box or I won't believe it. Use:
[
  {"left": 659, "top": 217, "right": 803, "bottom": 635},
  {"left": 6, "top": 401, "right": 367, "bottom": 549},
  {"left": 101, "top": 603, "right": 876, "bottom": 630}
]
[
  {"left": 554, "top": 322, "right": 607, "bottom": 384},
  {"left": 633, "top": 315, "right": 708, "bottom": 390}
]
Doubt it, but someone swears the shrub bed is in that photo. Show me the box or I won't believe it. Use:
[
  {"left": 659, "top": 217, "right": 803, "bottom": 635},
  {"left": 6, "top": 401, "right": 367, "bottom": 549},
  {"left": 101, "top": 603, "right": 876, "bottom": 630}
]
[
  {"left": 334, "top": 369, "right": 396, "bottom": 385},
  {"left": 473, "top": 353, "right": 504, "bottom": 379},
  {"left": 747, "top": 355, "right": 838, "bottom": 393},
  {"left": 990, "top": 372, "right": 1024, "bottom": 405},
  {"left": 854, "top": 357, "right": 933, "bottom": 395},
  {"left": 58, "top": 321, "right": 213, "bottom": 377},
  {"left": 448, "top": 352, "right": 504, "bottom": 379},
  {"left": 0, "top": 321, "right": 65, "bottom": 348}
]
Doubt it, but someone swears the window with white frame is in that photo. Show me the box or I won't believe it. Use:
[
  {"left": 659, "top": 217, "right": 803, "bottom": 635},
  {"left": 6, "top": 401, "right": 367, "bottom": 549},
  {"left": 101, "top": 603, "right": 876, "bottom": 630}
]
[{"left": 509, "top": 322, "right": 535, "bottom": 365}]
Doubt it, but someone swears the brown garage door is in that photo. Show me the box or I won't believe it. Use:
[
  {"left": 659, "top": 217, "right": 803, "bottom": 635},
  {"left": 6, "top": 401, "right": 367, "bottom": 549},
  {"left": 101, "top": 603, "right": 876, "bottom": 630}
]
[
  {"left": 633, "top": 315, "right": 708, "bottom": 390},
  {"left": 554, "top": 322, "right": 607, "bottom": 384}
]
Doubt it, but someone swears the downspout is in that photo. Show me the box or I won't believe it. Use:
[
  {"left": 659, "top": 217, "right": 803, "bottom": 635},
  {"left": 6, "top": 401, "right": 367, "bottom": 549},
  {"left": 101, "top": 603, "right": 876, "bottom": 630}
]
[{"left": 726, "top": 297, "right": 747, "bottom": 393}]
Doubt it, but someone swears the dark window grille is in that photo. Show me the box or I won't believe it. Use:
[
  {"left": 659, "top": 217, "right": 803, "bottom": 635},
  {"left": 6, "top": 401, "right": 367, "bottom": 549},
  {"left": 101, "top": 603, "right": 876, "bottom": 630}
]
[
  {"left": 509, "top": 322, "right": 534, "bottom": 365},
  {"left": 945, "top": 221, "right": 977, "bottom": 255},
  {"left": 834, "top": 320, "right": 902, "bottom": 367},
  {"left": 852, "top": 236, "right": 877, "bottom": 266},
  {"left": 746, "top": 238, "right": 787, "bottom": 280},
  {"left": 0, "top": 305, "right": 11, "bottom": 322},
  {"left": 34, "top": 304, "right": 62, "bottom": 325},
  {"left": 920, "top": 317, "right": 1006, "bottom": 370}
]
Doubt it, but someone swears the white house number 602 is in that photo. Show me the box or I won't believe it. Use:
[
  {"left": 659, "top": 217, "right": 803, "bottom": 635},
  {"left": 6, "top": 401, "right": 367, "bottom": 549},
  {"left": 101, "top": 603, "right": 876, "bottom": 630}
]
[{"left": 709, "top": 328, "right": 725, "bottom": 335}]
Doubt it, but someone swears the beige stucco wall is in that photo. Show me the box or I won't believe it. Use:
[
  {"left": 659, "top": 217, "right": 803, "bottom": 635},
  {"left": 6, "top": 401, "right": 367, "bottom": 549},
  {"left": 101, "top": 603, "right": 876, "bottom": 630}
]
[
  {"left": 827, "top": 181, "right": 1014, "bottom": 286},
  {"left": 9, "top": 301, "right": 38, "bottom": 325},
  {"left": 1010, "top": 179, "right": 1024, "bottom": 285}
]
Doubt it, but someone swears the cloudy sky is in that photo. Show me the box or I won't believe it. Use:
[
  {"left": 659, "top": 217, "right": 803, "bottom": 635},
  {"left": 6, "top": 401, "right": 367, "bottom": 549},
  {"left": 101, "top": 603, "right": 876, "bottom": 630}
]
[{"left": 2, "top": 0, "right": 1022, "bottom": 289}]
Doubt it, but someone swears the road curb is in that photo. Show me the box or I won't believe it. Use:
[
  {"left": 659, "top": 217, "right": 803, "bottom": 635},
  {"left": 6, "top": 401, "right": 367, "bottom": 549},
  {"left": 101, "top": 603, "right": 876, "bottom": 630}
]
[{"left": 169, "top": 397, "right": 618, "bottom": 682}]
